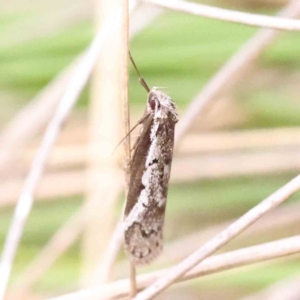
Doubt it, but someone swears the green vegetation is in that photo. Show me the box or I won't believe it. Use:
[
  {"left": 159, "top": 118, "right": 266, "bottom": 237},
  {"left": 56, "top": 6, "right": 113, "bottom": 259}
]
[{"left": 1, "top": 11, "right": 300, "bottom": 123}]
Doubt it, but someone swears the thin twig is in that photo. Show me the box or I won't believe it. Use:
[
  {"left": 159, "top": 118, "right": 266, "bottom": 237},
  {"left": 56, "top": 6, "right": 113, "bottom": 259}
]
[
  {"left": 2, "top": 145, "right": 300, "bottom": 206},
  {"left": 129, "top": 263, "right": 137, "bottom": 298},
  {"left": 179, "top": 127, "right": 300, "bottom": 154},
  {"left": 171, "top": 147, "right": 300, "bottom": 181},
  {"left": 0, "top": 9, "right": 122, "bottom": 300},
  {"left": 46, "top": 235, "right": 300, "bottom": 300},
  {"left": 132, "top": 174, "right": 300, "bottom": 300},
  {"left": 173, "top": 0, "right": 300, "bottom": 144},
  {"left": 145, "top": 0, "right": 300, "bottom": 31},
  {"left": 122, "top": 0, "right": 138, "bottom": 296},
  {"left": 18, "top": 127, "right": 300, "bottom": 170}
]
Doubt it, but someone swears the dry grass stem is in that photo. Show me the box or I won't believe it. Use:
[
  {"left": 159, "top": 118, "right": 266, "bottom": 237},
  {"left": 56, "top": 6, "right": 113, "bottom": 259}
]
[
  {"left": 2, "top": 146, "right": 300, "bottom": 206},
  {"left": 46, "top": 235, "right": 300, "bottom": 300},
  {"left": 132, "top": 174, "right": 300, "bottom": 299},
  {"left": 145, "top": 0, "right": 300, "bottom": 31},
  {"left": 82, "top": 0, "right": 130, "bottom": 285},
  {"left": 179, "top": 127, "right": 300, "bottom": 154},
  {"left": 18, "top": 127, "right": 300, "bottom": 166},
  {"left": 88, "top": 0, "right": 162, "bottom": 292},
  {"left": 152, "top": 201, "right": 300, "bottom": 265},
  {"left": 17, "top": 128, "right": 300, "bottom": 173},
  {"left": 171, "top": 148, "right": 300, "bottom": 181},
  {"left": 122, "top": 1, "right": 138, "bottom": 296},
  {"left": 0, "top": 8, "right": 122, "bottom": 300},
  {"left": 174, "top": 0, "right": 300, "bottom": 144}
]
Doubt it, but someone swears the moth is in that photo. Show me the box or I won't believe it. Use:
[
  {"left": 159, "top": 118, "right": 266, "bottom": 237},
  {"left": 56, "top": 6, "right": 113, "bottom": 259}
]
[{"left": 123, "top": 53, "right": 178, "bottom": 265}]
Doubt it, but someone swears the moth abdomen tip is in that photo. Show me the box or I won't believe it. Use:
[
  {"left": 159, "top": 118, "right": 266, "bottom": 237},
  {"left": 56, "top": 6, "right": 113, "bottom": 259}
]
[
  {"left": 128, "top": 245, "right": 163, "bottom": 265},
  {"left": 124, "top": 223, "right": 164, "bottom": 265}
]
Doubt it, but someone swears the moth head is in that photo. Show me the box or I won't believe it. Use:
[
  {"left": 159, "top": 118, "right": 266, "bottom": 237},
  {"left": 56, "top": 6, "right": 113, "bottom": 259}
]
[{"left": 147, "top": 88, "right": 178, "bottom": 122}]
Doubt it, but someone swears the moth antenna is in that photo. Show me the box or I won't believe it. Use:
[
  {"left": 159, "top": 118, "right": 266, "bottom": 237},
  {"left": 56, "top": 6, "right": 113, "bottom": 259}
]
[
  {"left": 112, "top": 113, "right": 151, "bottom": 155},
  {"left": 129, "top": 51, "right": 150, "bottom": 93}
]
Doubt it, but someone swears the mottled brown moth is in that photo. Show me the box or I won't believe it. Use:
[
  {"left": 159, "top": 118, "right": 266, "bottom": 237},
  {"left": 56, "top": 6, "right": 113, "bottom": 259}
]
[{"left": 123, "top": 53, "right": 178, "bottom": 265}]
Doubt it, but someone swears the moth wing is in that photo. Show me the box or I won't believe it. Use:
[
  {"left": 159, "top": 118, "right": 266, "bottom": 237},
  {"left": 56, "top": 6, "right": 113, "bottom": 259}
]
[{"left": 124, "top": 116, "right": 176, "bottom": 265}]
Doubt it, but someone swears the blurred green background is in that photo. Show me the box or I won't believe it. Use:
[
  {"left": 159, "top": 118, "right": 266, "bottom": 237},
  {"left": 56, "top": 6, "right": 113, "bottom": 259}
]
[{"left": 1, "top": 0, "right": 300, "bottom": 299}]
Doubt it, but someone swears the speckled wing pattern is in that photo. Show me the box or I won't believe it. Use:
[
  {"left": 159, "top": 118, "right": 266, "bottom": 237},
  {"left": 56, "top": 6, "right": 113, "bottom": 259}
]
[{"left": 124, "top": 88, "right": 178, "bottom": 265}]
